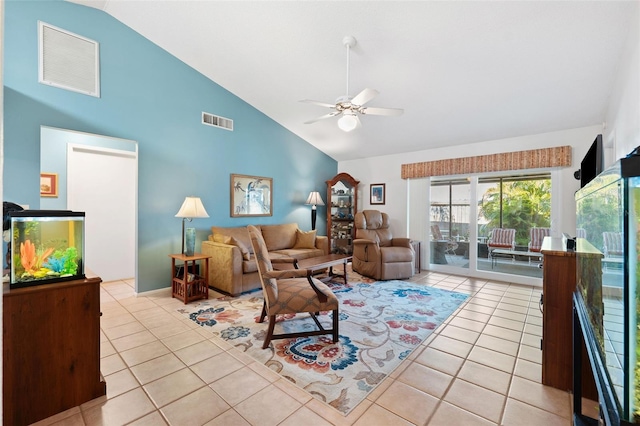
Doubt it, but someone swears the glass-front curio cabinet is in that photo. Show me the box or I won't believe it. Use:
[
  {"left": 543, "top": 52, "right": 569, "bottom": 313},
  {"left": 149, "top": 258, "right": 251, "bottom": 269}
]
[
  {"left": 326, "top": 173, "right": 359, "bottom": 255},
  {"left": 574, "top": 155, "right": 640, "bottom": 424}
]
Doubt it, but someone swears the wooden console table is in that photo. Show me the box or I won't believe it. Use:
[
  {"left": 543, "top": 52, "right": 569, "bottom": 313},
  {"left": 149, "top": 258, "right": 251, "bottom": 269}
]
[
  {"left": 3, "top": 275, "right": 106, "bottom": 425},
  {"left": 540, "top": 237, "right": 597, "bottom": 400}
]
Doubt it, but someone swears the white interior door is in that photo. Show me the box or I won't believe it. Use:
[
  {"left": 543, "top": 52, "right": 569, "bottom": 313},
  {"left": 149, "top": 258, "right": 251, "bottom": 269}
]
[{"left": 67, "top": 144, "right": 137, "bottom": 282}]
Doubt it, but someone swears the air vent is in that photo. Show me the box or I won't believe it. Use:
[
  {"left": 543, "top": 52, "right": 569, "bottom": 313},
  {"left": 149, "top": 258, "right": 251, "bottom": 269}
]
[
  {"left": 202, "top": 112, "right": 233, "bottom": 131},
  {"left": 38, "top": 21, "right": 100, "bottom": 97}
]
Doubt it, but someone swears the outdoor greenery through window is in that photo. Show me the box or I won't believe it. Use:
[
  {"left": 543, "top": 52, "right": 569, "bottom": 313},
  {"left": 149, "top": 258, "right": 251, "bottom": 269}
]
[{"left": 478, "top": 173, "right": 551, "bottom": 246}]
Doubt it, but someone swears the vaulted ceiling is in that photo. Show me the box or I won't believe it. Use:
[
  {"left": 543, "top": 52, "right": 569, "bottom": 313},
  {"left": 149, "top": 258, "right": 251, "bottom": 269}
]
[{"left": 69, "top": 0, "right": 637, "bottom": 161}]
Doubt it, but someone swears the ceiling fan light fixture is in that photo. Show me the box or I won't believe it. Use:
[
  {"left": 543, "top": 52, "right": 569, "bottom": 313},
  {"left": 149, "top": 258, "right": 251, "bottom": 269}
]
[
  {"left": 301, "top": 35, "right": 403, "bottom": 128},
  {"left": 338, "top": 112, "right": 359, "bottom": 132}
]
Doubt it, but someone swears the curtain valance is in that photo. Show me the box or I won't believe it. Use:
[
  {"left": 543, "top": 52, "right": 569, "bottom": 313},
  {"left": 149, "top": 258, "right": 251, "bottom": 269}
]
[{"left": 401, "top": 146, "right": 572, "bottom": 179}]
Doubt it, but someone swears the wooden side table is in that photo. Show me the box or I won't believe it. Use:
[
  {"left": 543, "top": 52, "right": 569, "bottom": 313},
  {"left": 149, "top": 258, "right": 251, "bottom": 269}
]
[{"left": 169, "top": 253, "right": 211, "bottom": 304}]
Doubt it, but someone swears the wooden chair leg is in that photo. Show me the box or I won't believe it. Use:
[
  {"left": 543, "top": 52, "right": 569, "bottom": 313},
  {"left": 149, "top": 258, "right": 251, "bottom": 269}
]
[
  {"left": 262, "top": 315, "right": 276, "bottom": 349},
  {"left": 332, "top": 309, "right": 339, "bottom": 343},
  {"left": 259, "top": 300, "right": 267, "bottom": 323}
]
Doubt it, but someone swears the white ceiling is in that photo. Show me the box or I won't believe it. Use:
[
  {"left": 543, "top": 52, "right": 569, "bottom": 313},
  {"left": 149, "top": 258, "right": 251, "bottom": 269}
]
[{"left": 68, "top": 0, "right": 636, "bottom": 161}]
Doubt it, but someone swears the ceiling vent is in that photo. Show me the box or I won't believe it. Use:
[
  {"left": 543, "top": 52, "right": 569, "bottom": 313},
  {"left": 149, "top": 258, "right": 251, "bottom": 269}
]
[
  {"left": 38, "top": 21, "right": 100, "bottom": 97},
  {"left": 202, "top": 112, "right": 233, "bottom": 131}
]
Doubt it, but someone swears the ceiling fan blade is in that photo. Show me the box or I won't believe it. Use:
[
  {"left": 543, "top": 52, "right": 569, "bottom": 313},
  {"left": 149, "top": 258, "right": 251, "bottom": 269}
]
[
  {"left": 299, "top": 99, "right": 337, "bottom": 109},
  {"left": 304, "top": 111, "right": 341, "bottom": 124},
  {"left": 350, "top": 88, "right": 379, "bottom": 106},
  {"left": 361, "top": 106, "right": 404, "bottom": 116}
]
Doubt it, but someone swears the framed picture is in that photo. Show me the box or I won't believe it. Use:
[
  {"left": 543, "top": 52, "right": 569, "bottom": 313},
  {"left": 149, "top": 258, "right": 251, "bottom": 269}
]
[
  {"left": 370, "top": 183, "right": 385, "bottom": 205},
  {"left": 231, "top": 174, "right": 273, "bottom": 217},
  {"left": 40, "top": 173, "right": 58, "bottom": 197}
]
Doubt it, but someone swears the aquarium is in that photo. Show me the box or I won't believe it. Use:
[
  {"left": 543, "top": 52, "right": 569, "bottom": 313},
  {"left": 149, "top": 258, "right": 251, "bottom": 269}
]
[
  {"left": 8, "top": 210, "right": 85, "bottom": 289},
  {"left": 575, "top": 155, "right": 640, "bottom": 423}
]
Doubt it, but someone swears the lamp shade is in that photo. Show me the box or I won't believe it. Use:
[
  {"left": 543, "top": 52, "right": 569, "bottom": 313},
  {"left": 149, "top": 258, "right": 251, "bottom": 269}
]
[
  {"left": 305, "top": 192, "right": 325, "bottom": 206},
  {"left": 175, "top": 196, "right": 209, "bottom": 218}
]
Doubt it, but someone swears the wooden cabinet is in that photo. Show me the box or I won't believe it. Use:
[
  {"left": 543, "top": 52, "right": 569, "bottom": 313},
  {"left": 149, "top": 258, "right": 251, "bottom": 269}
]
[
  {"left": 326, "top": 173, "right": 359, "bottom": 255},
  {"left": 540, "top": 237, "right": 596, "bottom": 400},
  {"left": 3, "top": 275, "right": 106, "bottom": 425}
]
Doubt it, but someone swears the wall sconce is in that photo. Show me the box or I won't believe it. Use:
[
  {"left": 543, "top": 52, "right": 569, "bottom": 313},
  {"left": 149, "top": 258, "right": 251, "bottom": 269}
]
[
  {"left": 175, "top": 196, "right": 209, "bottom": 256},
  {"left": 305, "top": 191, "right": 325, "bottom": 231}
]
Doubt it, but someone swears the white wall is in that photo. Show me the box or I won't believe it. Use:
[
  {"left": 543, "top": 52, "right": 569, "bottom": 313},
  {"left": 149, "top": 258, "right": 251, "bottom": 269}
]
[
  {"left": 605, "top": 1, "right": 640, "bottom": 161},
  {"left": 340, "top": 5, "right": 639, "bottom": 282},
  {"left": 340, "top": 125, "right": 601, "bottom": 241}
]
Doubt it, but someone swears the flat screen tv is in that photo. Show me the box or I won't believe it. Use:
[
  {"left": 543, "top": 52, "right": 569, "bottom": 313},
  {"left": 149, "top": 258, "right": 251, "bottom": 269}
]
[{"left": 580, "top": 134, "right": 604, "bottom": 188}]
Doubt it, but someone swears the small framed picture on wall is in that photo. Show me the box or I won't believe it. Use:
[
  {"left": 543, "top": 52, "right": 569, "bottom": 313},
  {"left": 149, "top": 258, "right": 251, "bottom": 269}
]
[
  {"left": 40, "top": 173, "right": 58, "bottom": 197},
  {"left": 370, "top": 183, "right": 385, "bottom": 205}
]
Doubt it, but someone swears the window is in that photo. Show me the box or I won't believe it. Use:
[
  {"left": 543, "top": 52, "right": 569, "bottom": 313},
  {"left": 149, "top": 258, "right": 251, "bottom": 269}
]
[{"left": 478, "top": 173, "right": 551, "bottom": 246}]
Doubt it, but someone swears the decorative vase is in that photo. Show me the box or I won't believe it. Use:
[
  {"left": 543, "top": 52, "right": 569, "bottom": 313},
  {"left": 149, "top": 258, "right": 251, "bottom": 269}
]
[{"left": 185, "top": 227, "right": 196, "bottom": 256}]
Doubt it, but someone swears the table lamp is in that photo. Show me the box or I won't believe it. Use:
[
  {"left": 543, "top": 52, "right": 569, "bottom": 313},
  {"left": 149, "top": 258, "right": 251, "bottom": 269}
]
[
  {"left": 305, "top": 191, "right": 325, "bottom": 231},
  {"left": 175, "top": 196, "right": 209, "bottom": 256}
]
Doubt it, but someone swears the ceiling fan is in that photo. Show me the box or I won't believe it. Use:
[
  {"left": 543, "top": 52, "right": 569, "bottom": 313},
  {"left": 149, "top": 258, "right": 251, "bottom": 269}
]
[{"left": 300, "top": 35, "right": 404, "bottom": 132}]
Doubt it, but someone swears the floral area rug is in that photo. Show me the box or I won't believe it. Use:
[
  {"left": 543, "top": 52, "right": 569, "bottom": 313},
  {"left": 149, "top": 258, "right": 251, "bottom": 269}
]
[{"left": 178, "top": 279, "right": 468, "bottom": 415}]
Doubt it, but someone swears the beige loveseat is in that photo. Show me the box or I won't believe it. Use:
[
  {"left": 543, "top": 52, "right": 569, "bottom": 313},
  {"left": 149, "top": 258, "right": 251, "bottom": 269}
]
[{"left": 201, "top": 223, "right": 328, "bottom": 296}]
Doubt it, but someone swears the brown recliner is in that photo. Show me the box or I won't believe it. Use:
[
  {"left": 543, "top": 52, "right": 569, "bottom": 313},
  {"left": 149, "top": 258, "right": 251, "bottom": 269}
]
[{"left": 352, "top": 210, "right": 414, "bottom": 280}]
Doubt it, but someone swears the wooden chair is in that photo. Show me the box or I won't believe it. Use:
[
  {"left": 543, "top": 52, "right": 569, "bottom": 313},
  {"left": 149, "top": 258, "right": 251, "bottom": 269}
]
[
  {"left": 247, "top": 225, "right": 339, "bottom": 349},
  {"left": 487, "top": 228, "right": 516, "bottom": 259},
  {"left": 528, "top": 227, "right": 551, "bottom": 252}
]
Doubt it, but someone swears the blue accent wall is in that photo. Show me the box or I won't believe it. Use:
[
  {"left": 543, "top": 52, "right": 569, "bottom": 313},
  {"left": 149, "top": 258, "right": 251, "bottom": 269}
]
[{"left": 4, "top": 0, "right": 337, "bottom": 292}]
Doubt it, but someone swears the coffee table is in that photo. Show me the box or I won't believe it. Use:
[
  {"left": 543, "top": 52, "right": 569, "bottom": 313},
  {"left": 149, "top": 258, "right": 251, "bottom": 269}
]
[{"left": 294, "top": 254, "right": 352, "bottom": 284}]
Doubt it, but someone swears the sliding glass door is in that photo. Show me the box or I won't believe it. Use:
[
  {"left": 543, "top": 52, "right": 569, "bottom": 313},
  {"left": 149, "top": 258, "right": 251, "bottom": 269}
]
[
  {"left": 477, "top": 174, "right": 550, "bottom": 278},
  {"left": 429, "top": 173, "right": 551, "bottom": 280},
  {"left": 430, "top": 179, "right": 470, "bottom": 270}
]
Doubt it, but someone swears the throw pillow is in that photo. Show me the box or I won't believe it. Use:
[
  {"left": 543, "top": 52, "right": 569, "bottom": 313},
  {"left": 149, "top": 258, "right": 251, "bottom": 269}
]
[
  {"left": 232, "top": 237, "right": 251, "bottom": 261},
  {"left": 293, "top": 229, "right": 317, "bottom": 249},
  {"left": 213, "top": 234, "right": 250, "bottom": 260},
  {"left": 212, "top": 234, "right": 232, "bottom": 245}
]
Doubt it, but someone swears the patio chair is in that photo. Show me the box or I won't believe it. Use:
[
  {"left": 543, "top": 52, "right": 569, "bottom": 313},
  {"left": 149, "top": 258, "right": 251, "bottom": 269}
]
[
  {"left": 247, "top": 225, "right": 339, "bottom": 349},
  {"left": 576, "top": 228, "right": 587, "bottom": 239},
  {"left": 487, "top": 228, "right": 516, "bottom": 259},
  {"left": 602, "top": 231, "right": 623, "bottom": 257},
  {"left": 430, "top": 224, "right": 458, "bottom": 256},
  {"left": 528, "top": 227, "right": 551, "bottom": 252}
]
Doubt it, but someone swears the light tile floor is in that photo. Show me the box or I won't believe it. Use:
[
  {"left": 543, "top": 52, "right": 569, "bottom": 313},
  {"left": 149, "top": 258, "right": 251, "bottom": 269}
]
[{"left": 33, "top": 271, "right": 598, "bottom": 425}]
